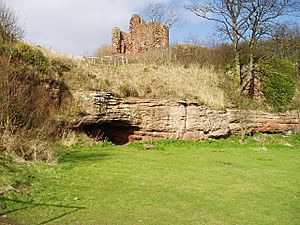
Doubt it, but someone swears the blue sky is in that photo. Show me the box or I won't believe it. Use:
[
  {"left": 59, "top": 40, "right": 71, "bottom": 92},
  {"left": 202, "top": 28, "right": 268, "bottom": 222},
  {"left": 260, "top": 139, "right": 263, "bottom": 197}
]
[{"left": 3, "top": 0, "right": 299, "bottom": 56}]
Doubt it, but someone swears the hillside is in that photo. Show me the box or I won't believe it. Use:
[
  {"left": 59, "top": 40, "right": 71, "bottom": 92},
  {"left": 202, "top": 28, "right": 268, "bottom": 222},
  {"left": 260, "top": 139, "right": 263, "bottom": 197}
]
[
  {"left": 1, "top": 1, "right": 300, "bottom": 224},
  {"left": 0, "top": 41, "right": 299, "bottom": 164},
  {"left": 39, "top": 47, "right": 225, "bottom": 109},
  {"left": 68, "top": 63, "right": 224, "bottom": 108},
  {"left": 0, "top": 39, "right": 299, "bottom": 225}
]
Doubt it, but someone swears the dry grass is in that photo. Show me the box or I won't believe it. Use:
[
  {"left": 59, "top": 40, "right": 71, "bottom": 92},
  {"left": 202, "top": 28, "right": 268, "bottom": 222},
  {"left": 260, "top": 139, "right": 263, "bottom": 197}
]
[
  {"left": 95, "top": 44, "right": 113, "bottom": 56},
  {"left": 0, "top": 48, "right": 61, "bottom": 162},
  {"left": 0, "top": 127, "right": 56, "bottom": 162},
  {"left": 64, "top": 62, "right": 225, "bottom": 108},
  {"left": 36, "top": 45, "right": 225, "bottom": 108}
]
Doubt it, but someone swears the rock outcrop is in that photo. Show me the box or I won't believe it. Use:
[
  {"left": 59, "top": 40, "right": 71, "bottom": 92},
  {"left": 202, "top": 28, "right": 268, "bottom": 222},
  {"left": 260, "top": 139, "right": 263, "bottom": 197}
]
[
  {"left": 112, "top": 14, "right": 169, "bottom": 54},
  {"left": 71, "top": 91, "right": 299, "bottom": 144}
]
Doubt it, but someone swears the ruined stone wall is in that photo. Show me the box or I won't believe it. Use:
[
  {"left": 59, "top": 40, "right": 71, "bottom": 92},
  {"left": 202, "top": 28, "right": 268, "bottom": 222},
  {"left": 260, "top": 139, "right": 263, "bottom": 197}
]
[
  {"left": 70, "top": 91, "right": 300, "bottom": 143},
  {"left": 112, "top": 14, "right": 169, "bottom": 54}
]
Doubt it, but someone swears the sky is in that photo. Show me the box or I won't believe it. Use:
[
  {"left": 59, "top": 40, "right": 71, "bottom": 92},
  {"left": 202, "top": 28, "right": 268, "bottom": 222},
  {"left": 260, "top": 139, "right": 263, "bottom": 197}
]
[
  {"left": 2, "top": 0, "right": 299, "bottom": 56},
  {"left": 2, "top": 0, "right": 214, "bottom": 56}
]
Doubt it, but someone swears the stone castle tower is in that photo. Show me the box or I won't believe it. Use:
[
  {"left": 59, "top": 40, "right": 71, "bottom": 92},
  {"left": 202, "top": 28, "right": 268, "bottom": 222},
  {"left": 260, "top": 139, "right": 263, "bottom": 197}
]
[{"left": 112, "top": 14, "right": 169, "bottom": 54}]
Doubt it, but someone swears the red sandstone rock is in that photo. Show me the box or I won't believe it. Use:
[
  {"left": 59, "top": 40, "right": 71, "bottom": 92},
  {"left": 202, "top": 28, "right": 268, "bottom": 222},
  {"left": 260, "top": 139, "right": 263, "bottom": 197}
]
[
  {"left": 112, "top": 14, "right": 169, "bottom": 54},
  {"left": 71, "top": 91, "right": 300, "bottom": 143}
]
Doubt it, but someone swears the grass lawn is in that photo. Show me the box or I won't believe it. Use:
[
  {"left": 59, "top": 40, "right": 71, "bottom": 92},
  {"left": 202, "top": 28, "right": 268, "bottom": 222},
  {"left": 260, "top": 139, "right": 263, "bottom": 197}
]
[{"left": 1, "top": 135, "right": 300, "bottom": 225}]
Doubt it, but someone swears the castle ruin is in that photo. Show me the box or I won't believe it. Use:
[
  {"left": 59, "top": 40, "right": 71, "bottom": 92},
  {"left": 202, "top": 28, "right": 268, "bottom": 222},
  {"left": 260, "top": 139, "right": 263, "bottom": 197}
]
[{"left": 112, "top": 14, "right": 169, "bottom": 54}]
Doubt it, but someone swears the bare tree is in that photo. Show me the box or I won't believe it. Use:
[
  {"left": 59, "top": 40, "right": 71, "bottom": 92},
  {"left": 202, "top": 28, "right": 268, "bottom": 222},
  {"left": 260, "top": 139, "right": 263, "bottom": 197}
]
[
  {"left": 240, "top": 0, "right": 299, "bottom": 97},
  {"left": 271, "top": 23, "right": 300, "bottom": 59},
  {"left": 186, "top": 0, "right": 299, "bottom": 97},
  {"left": 141, "top": 2, "right": 182, "bottom": 28},
  {"left": 185, "top": 0, "right": 252, "bottom": 86},
  {"left": 184, "top": 32, "right": 203, "bottom": 45},
  {"left": 0, "top": 1, "right": 24, "bottom": 43}
]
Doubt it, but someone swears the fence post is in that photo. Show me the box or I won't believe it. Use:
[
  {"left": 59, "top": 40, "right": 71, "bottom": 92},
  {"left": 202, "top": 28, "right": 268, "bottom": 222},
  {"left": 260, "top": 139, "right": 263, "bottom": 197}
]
[{"left": 84, "top": 55, "right": 129, "bottom": 66}]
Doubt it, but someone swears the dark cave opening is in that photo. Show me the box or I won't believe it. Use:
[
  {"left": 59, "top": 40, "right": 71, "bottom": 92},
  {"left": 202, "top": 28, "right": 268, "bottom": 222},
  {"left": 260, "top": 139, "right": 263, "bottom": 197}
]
[{"left": 80, "top": 121, "right": 140, "bottom": 145}]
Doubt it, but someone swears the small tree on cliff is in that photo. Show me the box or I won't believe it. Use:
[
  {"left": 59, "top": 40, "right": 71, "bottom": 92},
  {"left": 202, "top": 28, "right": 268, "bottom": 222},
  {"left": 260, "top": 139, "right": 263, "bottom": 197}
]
[
  {"left": 239, "top": 0, "right": 299, "bottom": 97},
  {"left": 185, "top": 0, "right": 250, "bottom": 87},
  {"left": 186, "top": 0, "right": 299, "bottom": 97},
  {"left": 141, "top": 2, "right": 182, "bottom": 28}
]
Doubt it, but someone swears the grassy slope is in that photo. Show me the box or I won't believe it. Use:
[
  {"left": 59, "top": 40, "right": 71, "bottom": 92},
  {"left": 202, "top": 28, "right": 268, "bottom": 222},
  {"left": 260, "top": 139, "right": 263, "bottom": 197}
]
[
  {"left": 39, "top": 47, "right": 225, "bottom": 109},
  {"left": 63, "top": 62, "right": 224, "bottom": 108},
  {"left": 1, "top": 136, "right": 300, "bottom": 225}
]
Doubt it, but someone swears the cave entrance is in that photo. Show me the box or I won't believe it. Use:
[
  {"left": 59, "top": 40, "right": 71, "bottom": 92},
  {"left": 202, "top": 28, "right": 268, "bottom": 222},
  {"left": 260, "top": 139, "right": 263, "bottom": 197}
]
[{"left": 81, "top": 121, "right": 140, "bottom": 145}]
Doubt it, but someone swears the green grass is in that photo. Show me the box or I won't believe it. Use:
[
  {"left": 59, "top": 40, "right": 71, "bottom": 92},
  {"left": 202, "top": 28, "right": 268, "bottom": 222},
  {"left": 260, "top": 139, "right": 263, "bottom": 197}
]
[{"left": 1, "top": 135, "right": 300, "bottom": 225}]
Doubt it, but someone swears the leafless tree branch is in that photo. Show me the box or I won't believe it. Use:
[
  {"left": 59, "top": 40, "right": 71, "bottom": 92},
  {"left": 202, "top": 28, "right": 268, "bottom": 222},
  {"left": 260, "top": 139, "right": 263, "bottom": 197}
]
[
  {"left": 0, "top": 1, "right": 24, "bottom": 43},
  {"left": 141, "top": 2, "right": 183, "bottom": 28}
]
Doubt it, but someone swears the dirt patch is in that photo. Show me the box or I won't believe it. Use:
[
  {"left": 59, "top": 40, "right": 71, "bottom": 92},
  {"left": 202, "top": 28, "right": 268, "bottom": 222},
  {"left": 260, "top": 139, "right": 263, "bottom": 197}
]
[{"left": 0, "top": 215, "right": 20, "bottom": 225}]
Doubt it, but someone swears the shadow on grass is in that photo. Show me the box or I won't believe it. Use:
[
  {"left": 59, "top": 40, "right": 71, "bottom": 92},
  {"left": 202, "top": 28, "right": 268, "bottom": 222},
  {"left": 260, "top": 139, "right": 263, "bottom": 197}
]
[
  {"left": 58, "top": 151, "right": 111, "bottom": 164},
  {"left": 0, "top": 197, "right": 86, "bottom": 225}
]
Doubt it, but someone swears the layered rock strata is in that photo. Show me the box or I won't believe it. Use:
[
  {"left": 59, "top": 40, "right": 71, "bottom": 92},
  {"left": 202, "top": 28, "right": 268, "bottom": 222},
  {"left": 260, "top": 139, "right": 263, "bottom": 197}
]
[{"left": 71, "top": 91, "right": 299, "bottom": 144}]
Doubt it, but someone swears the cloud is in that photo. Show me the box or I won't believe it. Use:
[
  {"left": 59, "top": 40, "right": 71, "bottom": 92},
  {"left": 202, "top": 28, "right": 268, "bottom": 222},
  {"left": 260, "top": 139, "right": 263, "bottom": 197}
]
[{"left": 3, "top": 0, "right": 170, "bottom": 55}]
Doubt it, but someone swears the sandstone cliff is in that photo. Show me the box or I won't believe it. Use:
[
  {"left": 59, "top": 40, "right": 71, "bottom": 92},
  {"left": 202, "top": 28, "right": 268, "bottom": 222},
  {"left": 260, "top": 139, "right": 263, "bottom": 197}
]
[{"left": 70, "top": 91, "right": 299, "bottom": 144}]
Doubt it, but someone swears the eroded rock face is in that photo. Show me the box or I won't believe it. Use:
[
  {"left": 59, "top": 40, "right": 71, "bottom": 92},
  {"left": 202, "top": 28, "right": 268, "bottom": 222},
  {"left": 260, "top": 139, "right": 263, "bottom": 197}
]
[
  {"left": 112, "top": 14, "right": 169, "bottom": 54},
  {"left": 71, "top": 91, "right": 299, "bottom": 143}
]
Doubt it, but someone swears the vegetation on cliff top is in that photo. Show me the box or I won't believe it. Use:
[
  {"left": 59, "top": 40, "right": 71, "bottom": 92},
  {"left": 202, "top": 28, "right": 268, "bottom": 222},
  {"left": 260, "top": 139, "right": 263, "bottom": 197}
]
[{"left": 260, "top": 59, "right": 297, "bottom": 112}]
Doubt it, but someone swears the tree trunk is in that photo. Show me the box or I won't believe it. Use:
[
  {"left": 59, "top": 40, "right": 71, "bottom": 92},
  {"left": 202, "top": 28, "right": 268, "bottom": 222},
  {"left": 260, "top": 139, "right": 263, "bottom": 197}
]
[
  {"left": 235, "top": 48, "right": 241, "bottom": 84},
  {"left": 233, "top": 32, "right": 241, "bottom": 85},
  {"left": 248, "top": 51, "right": 255, "bottom": 98}
]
